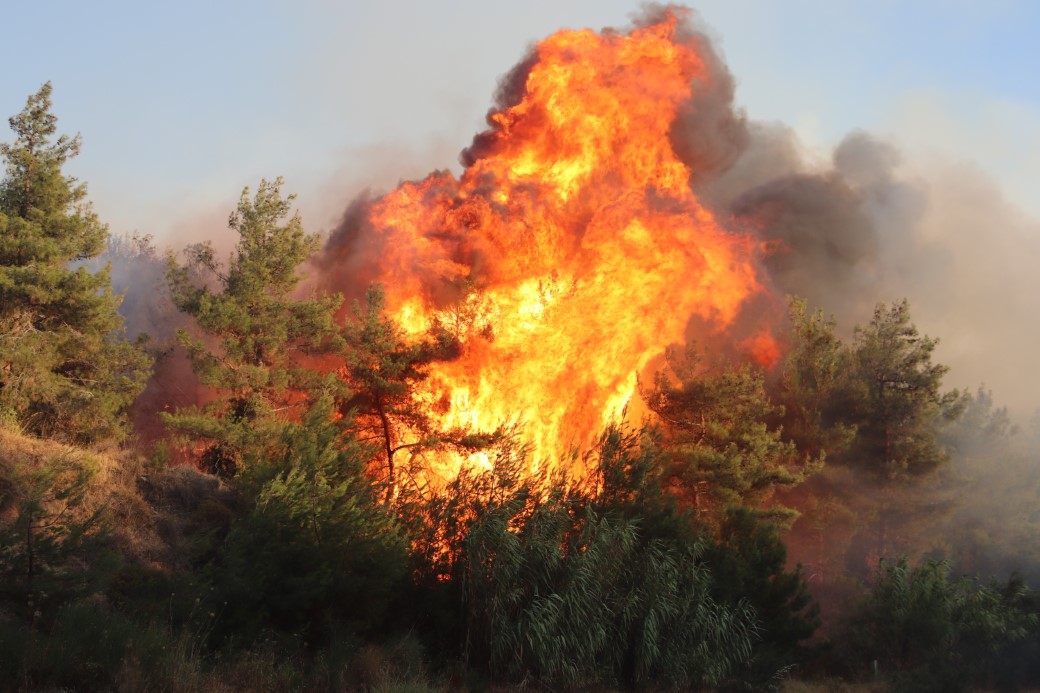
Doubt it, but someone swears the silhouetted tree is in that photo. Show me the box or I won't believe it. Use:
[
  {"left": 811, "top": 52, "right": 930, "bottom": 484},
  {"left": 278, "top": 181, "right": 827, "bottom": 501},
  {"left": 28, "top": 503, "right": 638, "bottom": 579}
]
[
  {"left": 0, "top": 455, "right": 112, "bottom": 629},
  {"left": 838, "top": 558, "right": 1037, "bottom": 692},
  {"left": 206, "top": 395, "right": 407, "bottom": 644},
  {"left": 338, "top": 284, "right": 456, "bottom": 497}
]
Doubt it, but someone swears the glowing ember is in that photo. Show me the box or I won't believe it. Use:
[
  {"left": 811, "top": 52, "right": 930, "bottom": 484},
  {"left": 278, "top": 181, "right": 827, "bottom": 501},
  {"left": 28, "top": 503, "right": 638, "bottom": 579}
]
[{"left": 337, "top": 10, "right": 772, "bottom": 473}]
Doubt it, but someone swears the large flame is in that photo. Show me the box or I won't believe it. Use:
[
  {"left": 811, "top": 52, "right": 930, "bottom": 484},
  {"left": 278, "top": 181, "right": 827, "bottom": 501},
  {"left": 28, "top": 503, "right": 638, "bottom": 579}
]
[{"left": 337, "top": 10, "right": 773, "bottom": 472}]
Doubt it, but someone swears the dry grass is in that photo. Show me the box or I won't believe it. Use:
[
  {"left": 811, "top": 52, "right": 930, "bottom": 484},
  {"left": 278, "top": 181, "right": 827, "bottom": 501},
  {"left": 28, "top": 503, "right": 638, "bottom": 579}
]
[{"left": 0, "top": 418, "right": 232, "bottom": 574}]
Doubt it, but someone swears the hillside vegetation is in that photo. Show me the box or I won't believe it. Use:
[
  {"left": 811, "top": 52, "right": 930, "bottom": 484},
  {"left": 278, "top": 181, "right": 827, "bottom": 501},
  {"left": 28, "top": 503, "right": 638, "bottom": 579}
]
[{"left": 2, "top": 82, "right": 1040, "bottom": 692}]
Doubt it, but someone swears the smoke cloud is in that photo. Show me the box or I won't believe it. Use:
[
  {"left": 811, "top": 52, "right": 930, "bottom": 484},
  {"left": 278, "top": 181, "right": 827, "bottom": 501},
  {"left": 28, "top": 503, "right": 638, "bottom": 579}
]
[
  {"left": 697, "top": 121, "right": 1040, "bottom": 417},
  {"left": 318, "top": 7, "right": 1040, "bottom": 420}
]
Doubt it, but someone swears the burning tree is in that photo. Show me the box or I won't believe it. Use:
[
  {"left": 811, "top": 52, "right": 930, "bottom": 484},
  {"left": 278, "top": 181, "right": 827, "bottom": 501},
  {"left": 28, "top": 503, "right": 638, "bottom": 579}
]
[{"left": 337, "top": 284, "right": 455, "bottom": 495}]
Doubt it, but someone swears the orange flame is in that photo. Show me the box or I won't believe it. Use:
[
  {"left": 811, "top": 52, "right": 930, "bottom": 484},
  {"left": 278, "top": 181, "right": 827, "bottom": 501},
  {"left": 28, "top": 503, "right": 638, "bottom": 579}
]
[{"left": 340, "top": 11, "right": 773, "bottom": 473}]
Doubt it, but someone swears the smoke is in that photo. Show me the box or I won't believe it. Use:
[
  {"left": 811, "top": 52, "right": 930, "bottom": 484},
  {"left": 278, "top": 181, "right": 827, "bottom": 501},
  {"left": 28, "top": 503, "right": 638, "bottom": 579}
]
[
  {"left": 610, "top": 12, "right": 1040, "bottom": 420},
  {"left": 723, "top": 131, "right": 916, "bottom": 326},
  {"left": 460, "top": 49, "right": 539, "bottom": 168},
  {"left": 649, "top": 6, "right": 750, "bottom": 187},
  {"left": 902, "top": 162, "right": 1040, "bottom": 416},
  {"left": 101, "top": 214, "right": 253, "bottom": 451},
  {"left": 679, "top": 91, "right": 1040, "bottom": 590},
  {"left": 312, "top": 192, "right": 377, "bottom": 304},
  {"left": 657, "top": 50, "right": 1040, "bottom": 586},
  {"left": 102, "top": 233, "right": 181, "bottom": 343},
  {"left": 693, "top": 121, "right": 1040, "bottom": 417}
]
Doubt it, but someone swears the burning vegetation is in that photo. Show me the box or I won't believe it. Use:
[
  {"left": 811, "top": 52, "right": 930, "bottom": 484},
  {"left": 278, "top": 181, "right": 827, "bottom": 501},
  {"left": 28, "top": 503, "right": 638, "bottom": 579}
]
[
  {"left": 2, "top": 5, "right": 1040, "bottom": 692},
  {"left": 321, "top": 10, "right": 776, "bottom": 480}
]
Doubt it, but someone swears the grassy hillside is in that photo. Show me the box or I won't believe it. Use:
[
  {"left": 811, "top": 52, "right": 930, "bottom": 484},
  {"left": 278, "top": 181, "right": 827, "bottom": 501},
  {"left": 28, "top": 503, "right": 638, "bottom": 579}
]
[{"left": 0, "top": 419, "right": 452, "bottom": 691}]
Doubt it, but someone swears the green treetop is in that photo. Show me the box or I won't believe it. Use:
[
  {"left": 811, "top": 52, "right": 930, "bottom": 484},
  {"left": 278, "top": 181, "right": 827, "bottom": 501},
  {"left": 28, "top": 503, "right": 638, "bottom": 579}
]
[
  {"left": 0, "top": 83, "right": 150, "bottom": 442},
  {"left": 163, "top": 178, "right": 344, "bottom": 476},
  {"left": 777, "top": 297, "right": 857, "bottom": 462},
  {"left": 847, "top": 299, "right": 966, "bottom": 479},
  {"left": 338, "top": 284, "right": 450, "bottom": 496},
  {"left": 644, "top": 347, "right": 817, "bottom": 527}
]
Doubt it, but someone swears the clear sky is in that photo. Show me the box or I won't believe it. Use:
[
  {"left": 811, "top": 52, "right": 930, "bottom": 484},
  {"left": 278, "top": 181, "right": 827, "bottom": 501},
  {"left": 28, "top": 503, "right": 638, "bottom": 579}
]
[{"left": 1, "top": 0, "right": 1038, "bottom": 241}]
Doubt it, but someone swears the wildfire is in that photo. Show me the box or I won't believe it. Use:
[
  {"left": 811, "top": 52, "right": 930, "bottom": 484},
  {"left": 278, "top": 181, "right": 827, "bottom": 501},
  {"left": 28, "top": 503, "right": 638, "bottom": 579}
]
[{"left": 334, "top": 9, "right": 774, "bottom": 475}]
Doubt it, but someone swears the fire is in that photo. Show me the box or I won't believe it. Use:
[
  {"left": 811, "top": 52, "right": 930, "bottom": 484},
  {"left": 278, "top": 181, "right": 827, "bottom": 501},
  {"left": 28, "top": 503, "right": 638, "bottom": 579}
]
[{"left": 335, "top": 10, "right": 772, "bottom": 474}]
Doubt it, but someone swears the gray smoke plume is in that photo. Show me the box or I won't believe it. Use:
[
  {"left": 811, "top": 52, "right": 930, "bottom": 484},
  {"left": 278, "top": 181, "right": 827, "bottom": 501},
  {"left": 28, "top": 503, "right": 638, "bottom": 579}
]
[{"left": 698, "top": 122, "right": 1040, "bottom": 418}]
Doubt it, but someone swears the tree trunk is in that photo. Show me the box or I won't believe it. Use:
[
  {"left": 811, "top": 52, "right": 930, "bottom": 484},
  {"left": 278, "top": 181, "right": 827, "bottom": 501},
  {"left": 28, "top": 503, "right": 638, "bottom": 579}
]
[{"left": 376, "top": 399, "right": 395, "bottom": 501}]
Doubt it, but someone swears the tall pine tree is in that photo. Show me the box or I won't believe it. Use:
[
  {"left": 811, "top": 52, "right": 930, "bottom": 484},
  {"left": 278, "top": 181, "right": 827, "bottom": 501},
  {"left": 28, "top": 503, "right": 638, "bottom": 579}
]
[
  {"left": 0, "top": 83, "right": 150, "bottom": 442},
  {"left": 833, "top": 300, "right": 965, "bottom": 566},
  {"left": 163, "top": 178, "right": 344, "bottom": 476},
  {"left": 644, "top": 347, "right": 818, "bottom": 527},
  {"left": 848, "top": 299, "right": 965, "bottom": 479}
]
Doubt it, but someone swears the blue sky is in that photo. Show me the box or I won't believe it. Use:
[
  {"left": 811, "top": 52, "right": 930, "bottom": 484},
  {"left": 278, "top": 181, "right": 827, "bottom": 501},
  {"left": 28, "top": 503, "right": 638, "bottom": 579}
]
[{"left": 1, "top": 0, "right": 1038, "bottom": 240}]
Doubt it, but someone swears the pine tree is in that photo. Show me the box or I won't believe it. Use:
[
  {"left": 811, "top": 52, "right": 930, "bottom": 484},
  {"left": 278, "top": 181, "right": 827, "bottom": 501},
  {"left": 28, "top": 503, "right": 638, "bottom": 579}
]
[
  {"left": 847, "top": 299, "right": 966, "bottom": 479},
  {"left": 777, "top": 297, "right": 857, "bottom": 462},
  {"left": 0, "top": 454, "right": 113, "bottom": 629},
  {"left": 163, "top": 178, "right": 343, "bottom": 476},
  {"left": 839, "top": 300, "right": 966, "bottom": 566},
  {"left": 644, "top": 347, "right": 816, "bottom": 526},
  {"left": 0, "top": 83, "right": 150, "bottom": 442},
  {"left": 840, "top": 558, "right": 1037, "bottom": 691},
  {"left": 338, "top": 284, "right": 455, "bottom": 496},
  {"left": 208, "top": 395, "right": 407, "bottom": 644}
]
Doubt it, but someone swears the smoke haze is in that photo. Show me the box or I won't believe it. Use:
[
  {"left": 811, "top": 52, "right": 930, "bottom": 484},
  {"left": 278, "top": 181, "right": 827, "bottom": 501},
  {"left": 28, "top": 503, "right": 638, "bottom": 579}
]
[{"left": 705, "top": 124, "right": 1040, "bottom": 417}]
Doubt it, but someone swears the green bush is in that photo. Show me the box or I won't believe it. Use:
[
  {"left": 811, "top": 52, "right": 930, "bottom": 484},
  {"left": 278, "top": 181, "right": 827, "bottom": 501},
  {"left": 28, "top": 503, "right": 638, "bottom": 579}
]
[
  {"left": 204, "top": 398, "right": 408, "bottom": 647},
  {"left": 838, "top": 558, "right": 1038, "bottom": 692}
]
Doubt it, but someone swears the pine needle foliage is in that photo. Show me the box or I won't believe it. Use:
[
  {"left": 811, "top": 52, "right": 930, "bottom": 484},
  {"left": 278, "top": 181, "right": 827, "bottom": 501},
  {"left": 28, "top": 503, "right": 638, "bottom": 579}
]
[
  {"left": 338, "top": 283, "right": 459, "bottom": 494},
  {"left": 0, "top": 454, "right": 114, "bottom": 628},
  {"left": 645, "top": 346, "right": 816, "bottom": 526},
  {"left": 163, "top": 178, "right": 343, "bottom": 476},
  {"left": 0, "top": 83, "right": 150, "bottom": 442},
  {"left": 205, "top": 395, "right": 407, "bottom": 645},
  {"left": 846, "top": 300, "right": 967, "bottom": 480},
  {"left": 777, "top": 297, "right": 857, "bottom": 462}
]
